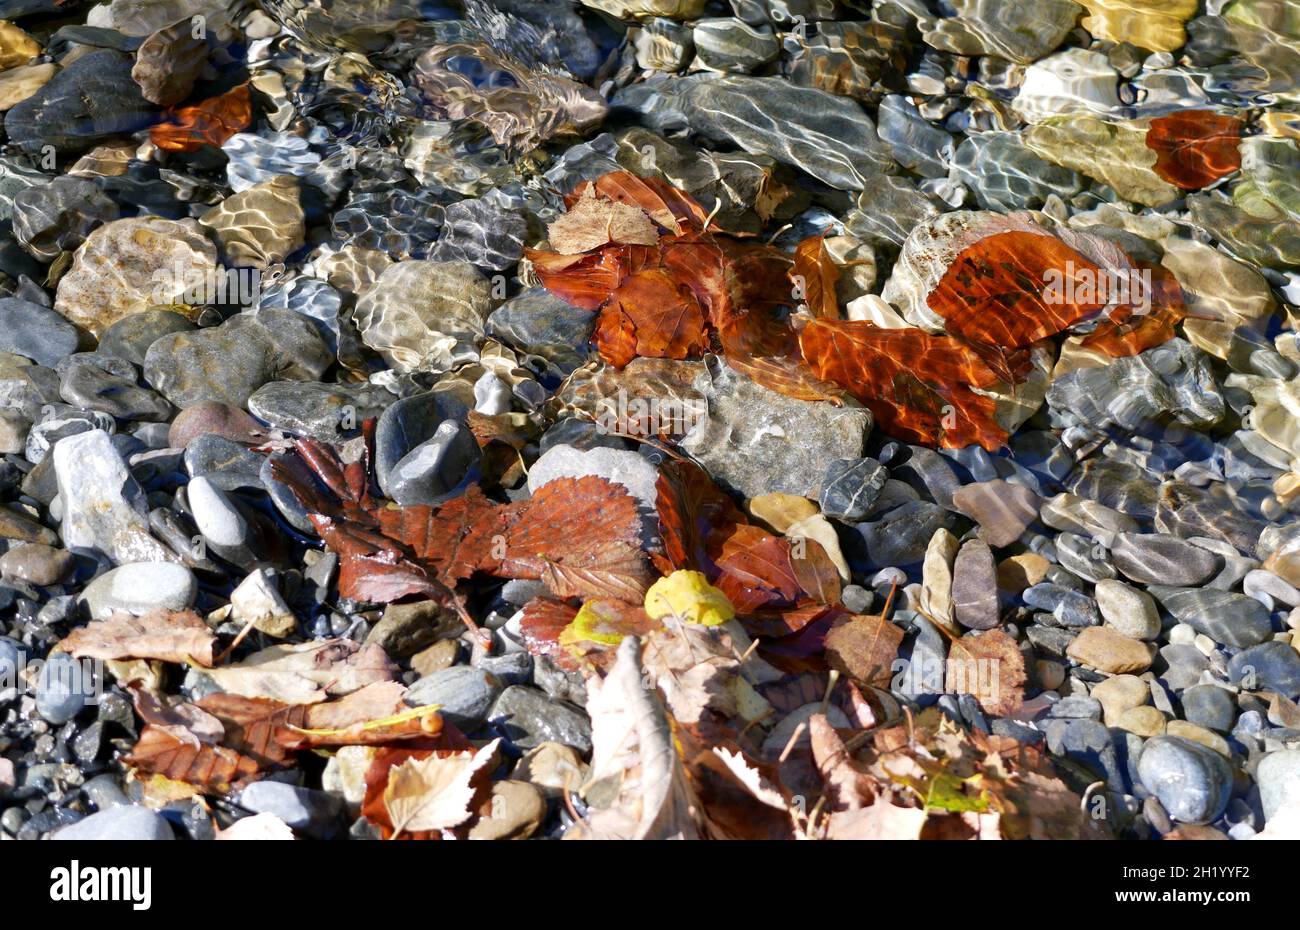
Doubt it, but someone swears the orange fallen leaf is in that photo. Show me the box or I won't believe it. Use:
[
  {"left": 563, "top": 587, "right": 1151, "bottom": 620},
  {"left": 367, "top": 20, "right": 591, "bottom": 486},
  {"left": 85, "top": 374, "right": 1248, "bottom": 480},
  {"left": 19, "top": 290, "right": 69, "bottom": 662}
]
[
  {"left": 151, "top": 83, "right": 252, "bottom": 153},
  {"left": 1146, "top": 110, "right": 1243, "bottom": 190}
]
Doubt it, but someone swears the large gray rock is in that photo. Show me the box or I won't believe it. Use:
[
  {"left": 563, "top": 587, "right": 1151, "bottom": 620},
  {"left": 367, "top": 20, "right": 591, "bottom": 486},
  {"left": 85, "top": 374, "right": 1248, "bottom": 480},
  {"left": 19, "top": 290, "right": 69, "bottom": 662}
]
[
  {"left": 144, "top": 309, "right": 333, "bottom": 409},
  {"left": 615, "top": 73, "right": 894, "bottom": 190},
  {"left": 1145, "top": 585, "right": 1273, "bottom": 649},
  {"left": 680, "top": 360, "right": 871, "bottom": 500},
  {"left": 53, "top": 805, "right": 174, "bottom": 840},
  {"left": 1137, "top": 736, "right": 1233, "bottom": 825}
]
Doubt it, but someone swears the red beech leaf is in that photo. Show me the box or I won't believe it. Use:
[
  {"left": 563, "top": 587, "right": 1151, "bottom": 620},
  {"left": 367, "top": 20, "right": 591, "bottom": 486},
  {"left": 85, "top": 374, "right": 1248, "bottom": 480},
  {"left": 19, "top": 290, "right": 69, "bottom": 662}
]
[
  {"left": 526, "top": 244, "right": 660, "bottom": 311},
  {"left": 799, "top": 317, "right": 1008, "bottom": 451},
  {"left": 926, "top": 230, "right": 1117, "bottom": 349},
  {"left": 707, "top": 523, "right": 801, "bottom": 613},
  {"left": 1145, "top": 110, "right": 1243, "bottom": 190},
  {"left": 790, "top": 235, "right": 839, "bottom": 318},
  {"left": 501, "top": 476, "right": 655, "bottom": 602},
  {"left": 594, "top": 267, "right": 708, "bottom": 368},
  {"left": 518, "top": 598, "right": 581, "bottom": 670},
  {"left": 654, "top": 459, "right": 746, "bottom": 575}
]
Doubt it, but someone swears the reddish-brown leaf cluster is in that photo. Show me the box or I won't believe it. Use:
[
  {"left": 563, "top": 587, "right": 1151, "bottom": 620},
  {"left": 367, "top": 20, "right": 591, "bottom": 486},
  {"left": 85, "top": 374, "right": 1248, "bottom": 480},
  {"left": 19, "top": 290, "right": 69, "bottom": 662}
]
[
  {"left": 530, "top": 171, "right": 842, "bottom": 402},
  {"left": 654, "top": 459, "right": 848, "bottom": 646},
  {"left": 125, "top": 683, "right": 440, "bottom": 793},
  {"left": 1145, "top": 110, "right": 1244, "bottom": 190},
  {"left": 150, "top": 83, "right": 252, "bottom": 153},
  {"left": 270, "top": 429, "right": 656, "bottom": 622},
  {"left": 537, "top": 172, "right": 1188, "bottom": 452}
]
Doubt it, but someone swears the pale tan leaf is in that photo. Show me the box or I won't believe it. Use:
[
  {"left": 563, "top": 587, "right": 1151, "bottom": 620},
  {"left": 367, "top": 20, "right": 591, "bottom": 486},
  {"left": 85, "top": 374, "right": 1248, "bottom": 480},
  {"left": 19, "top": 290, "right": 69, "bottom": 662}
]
[
  {"left": 203, "top": 640, "right": 399, "bottom": 704},
  {"left": 547, "top": 189, "right": 660, "bottom": 255},
  {"left": 59, "top": 609, "right": 216, "bottom": 667},
  {"left": 216, "top": 812, "right": 296, "bottom": 840},
  {"left": 826, "top": 799, "right": 928, "bottom": 839},
  {"left": 573, "top": 636, "right": 704, "bottom": 840},
  {"left": 383, "top": 738, "right": 500, "bottom": 836}
]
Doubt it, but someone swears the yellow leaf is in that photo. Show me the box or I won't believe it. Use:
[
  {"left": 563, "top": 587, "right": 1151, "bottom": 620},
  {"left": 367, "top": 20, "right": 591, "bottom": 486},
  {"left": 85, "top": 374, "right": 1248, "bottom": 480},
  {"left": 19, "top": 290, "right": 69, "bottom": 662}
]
[{"left": 644, "top": 571, "right": 735, "bottom": 626}]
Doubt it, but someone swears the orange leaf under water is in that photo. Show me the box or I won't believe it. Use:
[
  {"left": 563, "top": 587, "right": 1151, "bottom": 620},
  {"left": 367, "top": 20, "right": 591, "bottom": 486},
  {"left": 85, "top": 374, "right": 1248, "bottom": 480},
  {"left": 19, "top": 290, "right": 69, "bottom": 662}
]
[
  {"left": 926, "top": 230, "right": 1116, "bottom": 351},
  {"left": 594, "top": 267, "right": 709, "bottom": 368},
  {"left": 790, "top": 235, "right": 839, "bottom": 319},
  {"left": 151, "top": 83, "right": 252, "bottom": 153},
  {"left": 799, "top": 318, "right": 1008, "bottom": 451},
  {"left": 1145, "top": 110, "right": 1243, "bottom": 190}
]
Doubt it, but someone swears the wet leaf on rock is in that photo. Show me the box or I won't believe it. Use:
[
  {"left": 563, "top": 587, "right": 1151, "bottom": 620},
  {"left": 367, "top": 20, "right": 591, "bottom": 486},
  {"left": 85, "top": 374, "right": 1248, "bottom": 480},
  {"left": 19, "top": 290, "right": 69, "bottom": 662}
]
[
  {"left": 799, "top": 318, "right": 1009, "bottom": 451},
  {"left": 150, "top": 83, "right": 252, "bottom": 153},
  {"left": 1145, "top": 110, "right": 1244, "bottom": 190}
]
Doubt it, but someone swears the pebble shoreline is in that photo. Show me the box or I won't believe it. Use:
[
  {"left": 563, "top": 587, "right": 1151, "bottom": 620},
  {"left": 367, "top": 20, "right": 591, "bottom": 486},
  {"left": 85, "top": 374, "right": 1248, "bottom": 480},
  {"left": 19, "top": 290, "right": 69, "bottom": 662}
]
[{"left": 0, "top": 0, "right": 1298, "bottom": 841}]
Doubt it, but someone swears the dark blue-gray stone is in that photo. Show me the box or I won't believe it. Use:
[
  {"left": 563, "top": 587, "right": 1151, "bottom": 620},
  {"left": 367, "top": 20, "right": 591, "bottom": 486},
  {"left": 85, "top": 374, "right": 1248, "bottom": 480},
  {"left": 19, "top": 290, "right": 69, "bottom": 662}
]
[
  {"left": 6, "top": 51, "right": 156, "bottom": 155},
  {"left": 1137, "top": 736, "right": 1233, "bottom": 824},
  {"left": 819, "top": 456, "right": 887, "bottom": 522},
  {"left": 1229, "top": 642, "right": 1300, "bottom": 699},
  {"left": 1146, "top": 585, "right": 1273, "bottom": 648},
  {"left": 1181, "top": 685, "right": 1238, "bottom": 734},
  {"left": 185, "top": 434, "right": 266, "bottom": 492},
  {"left": 0, "top": 298, "right": 81, "bottom": 367},
  {"left": 374, "top": 385, "right": 475, "bottom": 490},
  {"left": 383, "top": 419, "right": 480, "bottom": 506},
  {"left": 852, "top": 500, "right": 955, "bottom": 571},
  {"left": 489, "top": 685, "right": 592, "bottom": 754},
  {"left": 404, "top": 665, "right": 503, "bottom": 731}
]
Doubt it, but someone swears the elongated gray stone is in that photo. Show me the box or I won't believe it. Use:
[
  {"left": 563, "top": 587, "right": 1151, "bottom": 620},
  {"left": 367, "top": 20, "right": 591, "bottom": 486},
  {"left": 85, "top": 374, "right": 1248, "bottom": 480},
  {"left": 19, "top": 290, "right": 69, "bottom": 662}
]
[
  {"left": 53, "top": 429, "right": 177, "bottom": 565},
  {"left": 1112, "top": 532, "right": 1222, "bottom": 586}
]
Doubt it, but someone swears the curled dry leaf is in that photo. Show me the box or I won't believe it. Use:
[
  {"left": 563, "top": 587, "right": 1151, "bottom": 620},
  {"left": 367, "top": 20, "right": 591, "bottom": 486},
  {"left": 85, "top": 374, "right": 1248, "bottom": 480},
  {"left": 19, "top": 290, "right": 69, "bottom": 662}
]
[
  {"left": 826, "top": 799, "right": 929, "bottom": 840},
  {"left": 570, "top": 637, "right": 705, "bottom": 840},
  {"left": 383, "top": 738, "right": 501, "bottom": 837},
  {"left": 124, "top": 682, "right": 442, "bottom": 793},
  {"left": 58, "top": 609, "right": 215, "bottom": 667},
  {"left": 790, "top": 234, "right": 839, "bottom": 319},
  {"left": 201, "top": 639, "right": 399, "bottom": 704}
]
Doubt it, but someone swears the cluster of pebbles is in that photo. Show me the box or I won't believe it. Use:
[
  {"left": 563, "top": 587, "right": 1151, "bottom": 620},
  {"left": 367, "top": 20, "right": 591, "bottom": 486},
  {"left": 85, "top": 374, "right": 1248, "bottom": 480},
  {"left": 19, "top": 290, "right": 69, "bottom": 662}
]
[{"left": 0, "top": 0, "right": 1298, "bottom": 840}]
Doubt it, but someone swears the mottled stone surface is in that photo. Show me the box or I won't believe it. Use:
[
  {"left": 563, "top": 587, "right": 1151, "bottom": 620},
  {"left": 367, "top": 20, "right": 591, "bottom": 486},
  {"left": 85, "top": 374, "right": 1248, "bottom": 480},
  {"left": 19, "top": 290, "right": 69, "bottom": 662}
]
[
  {"left": 5, "top": 50, "right": 154, "bottom": 155},
  {"left": 54, "top": 216, "right": 219, "bottom": 335},
  {"left": 680, "top": 361, "right": 871, "bottom": 500},
  {"left": 200, "top": 175, "right": 305, "bottom": 269},
  {"left": 355, "top": 261, "right": 494, "bottom": 372}
]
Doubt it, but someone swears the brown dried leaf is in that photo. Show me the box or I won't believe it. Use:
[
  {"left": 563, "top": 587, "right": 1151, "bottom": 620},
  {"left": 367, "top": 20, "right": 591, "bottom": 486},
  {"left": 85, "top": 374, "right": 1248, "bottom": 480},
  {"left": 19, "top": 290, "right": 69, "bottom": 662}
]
[
  {"left": 59, "top": 609, "right": 215, "bottom": 667},
  {"left": 502, "top": 476, "right": 655, "bottom": 602},
  {"left": 946, "top": 630, "right": 1026, "bottom": 717},
  {"left": 383, "top": 739, "right": 500, "bottom": 837},
  {"left": 202, "top": 640, "right": 399, "bottom": 704},
  {"left": 823, "top": 612, "right": 904, "bottom": 689}
]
